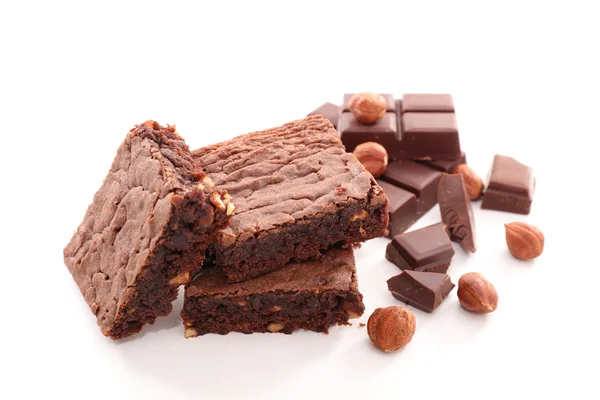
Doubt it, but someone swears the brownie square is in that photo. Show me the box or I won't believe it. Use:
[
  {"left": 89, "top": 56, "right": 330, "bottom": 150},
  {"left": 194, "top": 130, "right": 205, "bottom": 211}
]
[
  {"left": 401, "top": 94, "right": 455, "bottom": 113},
  {"left": 63, "top": 121, "right": 230, "bottom": 339},
  {"left": 182, "top": 248, "right": 365, "bottom": 336},
  {"left": 380, "top": 160, "right": 442, "bottom": 215},
  {"left": 400, "top": 113, "right": 461, "bottom": 160},
  {"left": 307, "top": 102, "right": 341, "bottom": 129},
  {"left": 342, "top": 93, "right": 395, "bottom": 112},
  {"left": 339, "top": 112, "right": 400, "bottom": 154},
  {"left": 193, "top": 115, "right": 389, "bottom": 282}
]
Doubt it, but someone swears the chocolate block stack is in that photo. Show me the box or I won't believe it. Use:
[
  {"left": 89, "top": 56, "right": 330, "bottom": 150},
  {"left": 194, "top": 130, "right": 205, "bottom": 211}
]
[{"left": 182, "top": 115, "right": 389, "bottom": 336}]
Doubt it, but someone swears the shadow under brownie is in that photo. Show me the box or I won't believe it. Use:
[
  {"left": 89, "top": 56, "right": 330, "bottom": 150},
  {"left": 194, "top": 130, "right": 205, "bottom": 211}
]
[
  {"left": 182, "top": 247, "right": 365, "bottom": 337},
  {"left": 63, "top": 121, "right": 230, "bottom": 339},
  {"left": 192, "top": 115, "right": 389, "bottom": 282}
]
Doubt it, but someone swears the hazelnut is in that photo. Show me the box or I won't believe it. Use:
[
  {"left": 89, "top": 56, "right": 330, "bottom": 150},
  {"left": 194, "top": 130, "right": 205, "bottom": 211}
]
[
  {"left": 353, "top": 142, "right": 388, "bottom": 177},
  {"left": 457, "top": 272, "right": 498, "bottom": 314},
  {"left": 168, "top": 271, "right": 190, "bottom": 286},
  {"left": 349, "top": 93, "right": 387, "bottom": 124},
  {"left": 505, "top": 222, "right": 544, "bottom": 260},
  {"left": 267, "top": 322, "right": 286, "bottom": 333},
  {"left": 454, "top": 164, "right": 484, "bottom": 200},
  {"left": 367, "top": 306, "right": 416, "bottom": 353}
]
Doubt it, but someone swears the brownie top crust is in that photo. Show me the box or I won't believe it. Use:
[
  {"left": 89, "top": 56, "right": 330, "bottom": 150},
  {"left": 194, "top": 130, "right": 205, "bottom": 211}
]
[
  {"left": 64, "top": 121, "right": 226, "bottom": 337},
  {"left": 192, "top": 115, "right": 385, "bottom": 248},
  {"left": 187, "top": 248, "right": 357, "bottom": 297}
]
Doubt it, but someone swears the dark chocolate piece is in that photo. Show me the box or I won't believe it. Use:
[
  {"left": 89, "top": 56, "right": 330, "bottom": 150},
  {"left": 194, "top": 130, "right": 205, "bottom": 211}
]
[
  {"left": 193, "top": 115, "right": 389, "bottom": 282},
  {"left": 401, "top": 94, "right": 455, "bottom": 113},
  {"left": 338, "top": 112, "right": 400, "bottom": 154},
  {"left": 387, "top": 270, "right": 455, "bottom": 313},
  {"left": 342, "top": 93, "right": 395, "bottom": 112},
  {"left": 438, "top": 173, "right": 477, "bottom": 252},
  {"left": 182, "top": 248, "right": 365, "bottom": 336},
  {"left": 381, "top": 160, "right": 442, "bottom": 215},
  {"left": 418, "top": 152, "right": 467, "bottom": 173},
  {"left": 481, "top": 155, "right": 535, "bottom": 215},
  {"left": 63, "top": 121, "right": 230, "bottom": 339},
  {"left": 400, "top": 113, "right": 461, "bottom": 160},
  {"left": 341, "top": 94, "right": 461, "bottom": 161},
  {"left": 385, "top": 222, "right": 454, "bottom": 273},
  {"left": 377, "top": 180, "right": 419, "bottom": 238},
  {"left": 307, "top": 102, "right": 341, "bottom": 129}
]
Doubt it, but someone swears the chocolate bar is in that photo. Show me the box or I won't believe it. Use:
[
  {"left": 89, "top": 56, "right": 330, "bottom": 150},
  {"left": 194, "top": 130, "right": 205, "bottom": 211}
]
[
  {"left": 385, "top": 223, "right": 455, "bottom": 273},
  {"left": 387, "top": 270, "right": 455, "bottom": 313},
  {"left": 338, "top": 93, "right": 462, "bottom": 161},
  {"left": 481, "top": 155, "right": 535, "bottom": 214},
  {"left": 438, "top": 174, "right": 476, "bottom": 252}
]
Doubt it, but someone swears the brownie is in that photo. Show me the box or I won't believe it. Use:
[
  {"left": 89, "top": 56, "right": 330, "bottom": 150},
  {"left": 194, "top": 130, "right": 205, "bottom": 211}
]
[
  {"left": 192, "top": 115, "right": 389, "bottom": 282},
  {"left": 63, "top": 121, "right": 231, "bottom": 339},
  {"left": 182, "top": 247, "right": 365, "bottom": 336}
]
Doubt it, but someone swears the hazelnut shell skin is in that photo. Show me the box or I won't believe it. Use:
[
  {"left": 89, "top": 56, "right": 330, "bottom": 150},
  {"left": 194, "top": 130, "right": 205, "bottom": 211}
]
[
  {"left": 352, "top": 142, "right": 389, "bottom": 177},
  {"left": 455, "top": 164, "right": 484, "bottom": 201},
  {"left": 457, "top": 272, "right": 498, "bottom": 314},
  {"left": 367, "top": 306, "right": 416, "bottom": 352},
  {"left": 505, "top": 222, "right": 544, "bottom": 260},
  {"left": 349, "top": 93, "right": 387, "bottom": 124}
]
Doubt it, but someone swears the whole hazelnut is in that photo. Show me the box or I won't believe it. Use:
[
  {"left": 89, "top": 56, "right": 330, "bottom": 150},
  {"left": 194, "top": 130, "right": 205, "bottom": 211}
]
[
  {"left": 504, "top": 222, "right": 544, "bottom": 260},
  {"left": 353, "top": 142, "right": 388, "bottom": 177},
  {"left": 457, "top": 272, "right": 498, "bottom": 314},
  {"left": 367, "top": 306, "right": 416, "bottom": 353},
  {"left": 454, "top": 164, "right": 484, "bottom": 200},
  {"left": 349, "top": 93, "right": 387, "bottom": 124}
]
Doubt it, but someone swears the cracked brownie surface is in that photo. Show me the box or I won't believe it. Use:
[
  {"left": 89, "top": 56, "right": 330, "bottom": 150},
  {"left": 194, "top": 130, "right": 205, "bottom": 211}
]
[
  {"left": 192, "top": 115, "right": 389, "bottom": 282},
  {"left": 63, "top": 121, "right": 230, "bottom": 339},
  {"left": 182, "top": 247, "right": 365, "bottom": 336}
]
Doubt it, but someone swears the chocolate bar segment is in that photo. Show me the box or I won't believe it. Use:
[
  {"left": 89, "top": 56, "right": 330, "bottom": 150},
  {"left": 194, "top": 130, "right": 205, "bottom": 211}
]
[
  {"left": 193, "top": 115, "right": 389, "bottom": 282},
  {"left": 438, "top": 173, "right": 477, "bottom": 252},
  {"left": 401, "top": 94, "right": 455, "bottom": 113},
  {"left": 377, "top": 180, "right": 418, "bottom": 237},
  {"left": 400, "top": 113, "right": 461, "bottom": 160},
  {"left": 381, "top": 160, "right": 442, "bottom": 215},
  {"left": 63, "top": 121, "right": 230, "bottom": 339},
  {"left": 481, "top": 155, "right": 535, "bottom": 214},
  {"left": 387, "top": 270, "right": 455, "bottom": 313},
  {"left": 385, "top": 223, "right": 455, "bottom": 273},
  {"left": 308, "top": 102, "right": 341, "bottom": 129},
  {"left": 182, "top": 248, "right": 365, "bottom": 336},
  {"left": 338, "top": 112, "right": 400, "bottom": 154}
]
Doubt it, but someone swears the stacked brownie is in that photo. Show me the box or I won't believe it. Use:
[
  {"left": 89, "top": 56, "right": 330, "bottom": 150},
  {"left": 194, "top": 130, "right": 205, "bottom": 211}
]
[
  {"left": 65, "top": 116, "right": 387, "bottom": 339},
  {"left": 182, "top": 115, "right": 388, "bottom": 336}
]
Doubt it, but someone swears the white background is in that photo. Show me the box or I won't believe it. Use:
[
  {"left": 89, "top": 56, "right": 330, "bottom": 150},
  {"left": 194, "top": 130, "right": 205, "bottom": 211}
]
[{"left": 1, "top": 1, "right": 599, "bottom": 399}]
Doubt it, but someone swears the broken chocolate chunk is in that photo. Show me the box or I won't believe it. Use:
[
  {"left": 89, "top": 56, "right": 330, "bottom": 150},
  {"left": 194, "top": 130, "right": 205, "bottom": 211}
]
[
  {"left": 481, "top": 155, "right": 535, "bottom": 214},
  {"left": 387, "top": 270, "right": 455, "bottom": 313},
  {"left": 438, "top": 173, "right": 476, "bottom": 252},
  {"left": 385, "top": 222, "right": 455, "bottom": 273}
]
